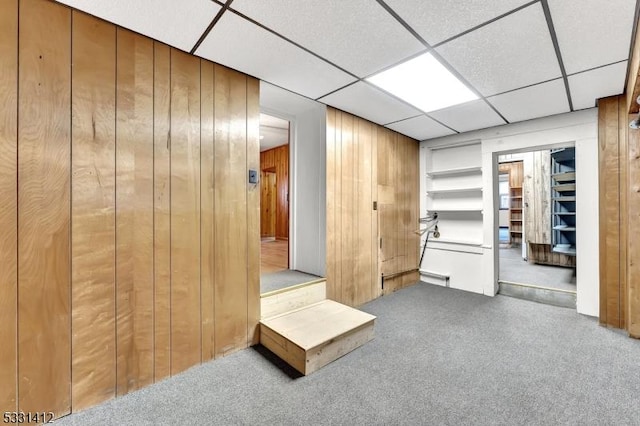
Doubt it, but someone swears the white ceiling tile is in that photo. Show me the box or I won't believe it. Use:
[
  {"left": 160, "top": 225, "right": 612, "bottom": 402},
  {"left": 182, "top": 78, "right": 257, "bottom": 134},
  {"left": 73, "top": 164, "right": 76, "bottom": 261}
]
[
  {"left": 549, "top": 0, "right": 636, "bottom": 74},
  {"left": 56, "top": 0, "right": 220, "bottom": 51},
  {"left": 318, "top": 82, "right": 421, "bottom": 126},
  {"left": 488, "top": 79, "right": 570, "bottom": 122},
  {"left": 385, "top": 115, "right": 455, "bottom": 140},
  {"left": 429, "top": 100, "right": 506, "bottom": 132},
  {"left": 231, "top": 0, "right": 425, "bottom": 77},
  {"left": 196, "top": 13, "right": 356, "bottom": 100},
  {"left": 260, "top": 82, "right": 321, "bottom": 116},
  {"left": 436, "top": 3, "right": 561, "bottom": 96},
  {"left": 384, "top": 0, "right": 531, "bottom": 45},
  {"left": 569, "top": 61, "right": 628, "bottom": 110}
]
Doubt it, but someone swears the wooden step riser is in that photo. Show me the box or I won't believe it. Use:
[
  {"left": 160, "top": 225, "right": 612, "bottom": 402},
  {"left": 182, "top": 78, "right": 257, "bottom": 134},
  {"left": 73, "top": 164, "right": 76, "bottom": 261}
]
[
  {"left": 260, "top": 280, "right": 326, "bottom": 320},
  {"left": 260, "top": 319, "right": 375, "bottom": 375}
]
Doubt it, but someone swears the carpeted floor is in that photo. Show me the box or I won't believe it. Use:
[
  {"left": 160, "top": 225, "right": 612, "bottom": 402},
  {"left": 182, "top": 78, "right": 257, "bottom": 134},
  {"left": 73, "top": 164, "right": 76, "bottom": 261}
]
[
  {"left": 261, "top": 269, "right": 322, "bottom": 294},
  {"left": 500, "top": 246, "right": 576, "bottom": 292},
  {"left": 56, "top": 283, "right": 639, "bottom": 426}
]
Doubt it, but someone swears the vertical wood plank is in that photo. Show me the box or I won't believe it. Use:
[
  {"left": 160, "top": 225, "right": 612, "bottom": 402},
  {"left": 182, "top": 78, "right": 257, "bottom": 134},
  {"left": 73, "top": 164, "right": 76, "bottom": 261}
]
[
  {"left": 598, "top": 96, "right": 621, "bottom": 327},
  {"left": 407, "top": 138, "right": 420, "bottom": 285},
  {"left": 116, "top": 29, "right": 154, "bottom": 394},
  {"left": 618, "top": 96, "right": 628, "bottom": 330},
  {"left": 71, "top": 11, "right": 117, "bottom": 411},
  {"left": 214, "top": 65, "right": 248, "bottom": 357},
  {"left": 371, "top": 126, "right": 380, "bottom": 300},
  {"left": 170, "top": 49, "right": 201, "bottom": 373},
  {"left": 153, "top": 42, "right": 171, "bottom": 381},
  {"left": 341, "top": 112, "right": 356, "bottom": 306},
  {"left": 628, "top": 113, "right": 640, "bottom": 337},
  {"left": 356, "top": 118, "right": 373, "bottom": 305},
  {"left": 18, "top": 0, "right": 71, "bottom": 416},
  {"left": 0, "top": 0, "right": 18, "bottom": 413},
  {"left": 325, "top": 108, "right": 337, "bottom": 300},
  {"left": 201, "top": 59, "right": 215, "bottom": 361},
  {"left": 247, "top": 77, "right": 261, "bottom": 345}
]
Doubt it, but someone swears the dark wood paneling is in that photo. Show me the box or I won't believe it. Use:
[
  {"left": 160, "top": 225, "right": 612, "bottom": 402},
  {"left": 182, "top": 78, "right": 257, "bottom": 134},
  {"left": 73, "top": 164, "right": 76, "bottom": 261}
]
[
  {"left": 260, "top": 144, "right": 289, "bottom": 240},
  {"left": 598, "top": 96, "right": 622, "bottom": 328},
  {"left": 18, "top": 0, "right": 71, "bottom": 416},
  {"left": 201, "top": 60, "right": 215, "bottom": 362},
  {"left": 71, "top": 11, "right": 116, "bottom": 411},
  {"left": 214, "top": 65, "right": 248, "bottom": 357},
  {"left": 628, "top": 111, "right": 640, "bottom": 337},
  {"left": 0, "top": 0, "right": 18, "bottom": 413},
  {"left": 246, "top": 77, "right": 261, "bottom": 346},
  {"left": 153, "top": 42, "right": 171, "bottom": 381},
  {"left": 116, "top": 28, "right": 154, "bottom": 395},
  {"left": 170, "top": 49, "right": 202, "bottom": 374}
]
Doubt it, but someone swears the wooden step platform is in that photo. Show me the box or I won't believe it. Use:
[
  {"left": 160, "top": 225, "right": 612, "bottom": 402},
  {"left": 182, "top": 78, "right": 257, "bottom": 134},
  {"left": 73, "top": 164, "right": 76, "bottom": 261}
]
[{"left": 260, "top": 299, "right": 376, "bottom": 375}]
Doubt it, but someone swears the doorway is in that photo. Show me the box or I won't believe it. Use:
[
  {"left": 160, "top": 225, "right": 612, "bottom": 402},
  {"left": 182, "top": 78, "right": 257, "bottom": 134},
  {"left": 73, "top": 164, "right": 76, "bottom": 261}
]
[
  {"left": 259, "top": 113, "right": 322, "bottom": 293},
  {"left": 495, "top": 148, "right": 577, "bottom": 307}
]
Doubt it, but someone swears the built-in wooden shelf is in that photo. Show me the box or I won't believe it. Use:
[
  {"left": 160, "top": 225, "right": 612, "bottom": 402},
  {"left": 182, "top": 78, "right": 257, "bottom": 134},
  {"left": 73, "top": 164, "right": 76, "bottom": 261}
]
[
  {"left": 426, "top": 166, "right": 482, "bottom": 177},
  {"left": 553, "top": 226, "right": 576, "bottom": 231},
  {"left": 510, "top": 231, "right": 523, "bottom": 234},
  {"left": 554, "top": 212, "right": 576, "bottom": 216},
  {"left": 552, "top": 196, "right": 576, "bottom": 202}
]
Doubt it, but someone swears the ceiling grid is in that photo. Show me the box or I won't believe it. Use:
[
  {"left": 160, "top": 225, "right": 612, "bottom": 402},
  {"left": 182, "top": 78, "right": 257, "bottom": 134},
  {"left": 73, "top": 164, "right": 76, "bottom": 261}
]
[{"left": 55, "top": 0, "right": 639, "bottom": 140}]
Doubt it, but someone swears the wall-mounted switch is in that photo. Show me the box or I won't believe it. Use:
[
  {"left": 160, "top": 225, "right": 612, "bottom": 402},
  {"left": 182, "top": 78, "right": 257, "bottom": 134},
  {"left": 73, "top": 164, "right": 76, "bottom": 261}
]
[{"left": 249, "top": 169, "right": 258, "bottom": 184}]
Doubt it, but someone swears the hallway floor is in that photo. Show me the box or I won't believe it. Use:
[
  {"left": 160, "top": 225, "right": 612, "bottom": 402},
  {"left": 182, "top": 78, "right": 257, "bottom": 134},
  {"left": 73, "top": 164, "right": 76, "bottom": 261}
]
[
  {"left": 57, "top": 283, "right": 639, "bottom": 426},
  {"left": 499, "top": 246, "right": 576, "bottom": 292},
  {"left": 260, "top": 238, "right": 288, "bottom": 274}
]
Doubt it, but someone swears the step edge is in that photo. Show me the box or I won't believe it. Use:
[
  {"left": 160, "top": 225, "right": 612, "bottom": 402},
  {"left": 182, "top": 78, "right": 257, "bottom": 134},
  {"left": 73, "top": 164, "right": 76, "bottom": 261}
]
[{"left": 260, "top": 278, "right": 327, "bottom": 298}]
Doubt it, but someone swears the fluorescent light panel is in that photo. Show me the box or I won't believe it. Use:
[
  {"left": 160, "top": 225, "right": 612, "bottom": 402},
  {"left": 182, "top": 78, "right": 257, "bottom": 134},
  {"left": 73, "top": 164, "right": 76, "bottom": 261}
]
[{"left": 367, "top": 53, "right": 478, "bottom": 113}]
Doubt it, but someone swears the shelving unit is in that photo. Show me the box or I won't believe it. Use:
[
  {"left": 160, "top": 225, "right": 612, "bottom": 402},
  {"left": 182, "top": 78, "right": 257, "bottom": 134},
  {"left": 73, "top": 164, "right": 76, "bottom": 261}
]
[
  {"left": 509, "top": 186, "right": 523, "bottom": 244},
  {"left": 550, "top": 147, "right": 576, "bottom": 256},
  {"left": 425, "top": 142, "right": 483, "bottom": 247}
]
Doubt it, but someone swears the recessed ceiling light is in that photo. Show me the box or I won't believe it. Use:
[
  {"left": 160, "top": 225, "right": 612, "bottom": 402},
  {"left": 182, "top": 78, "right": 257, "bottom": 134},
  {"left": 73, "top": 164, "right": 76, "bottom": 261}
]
[{"left": 366, "top": 52, "right": 478, "bottom": 113}]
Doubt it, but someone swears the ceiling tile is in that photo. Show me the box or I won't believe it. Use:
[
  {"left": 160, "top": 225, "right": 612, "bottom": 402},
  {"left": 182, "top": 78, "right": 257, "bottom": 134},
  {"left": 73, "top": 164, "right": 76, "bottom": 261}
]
[
  {"left": 436, "top": 3, "right": 561, "bottom": 96},
  {"left": 57, "top": 0, "right": 221, "bottom": 51},
  {"left": 260, "top": 82, "right": 321, "bottom": 116},
  {"left": 569, "top": 61, "right": 628, "bottom": 110},
  {"left": 385, "top": 115, "right": 455, "bottom": 140},
  {"left": 548, "top": 0, "right": 636, "bottom": 74},
  {"left": 318, "top": 82, "right": 421, "bottom": 126},
  {"left": 488, "top": 79, "right": 570, "bottom": 122},
  {"left": 196, "top": 13, "right": 356, "bottom": 100},
  {"left": 429, "top": 100, "right": 506, "bottom": 133},
  {"left": 231, "top": 0, "right": 425, "bottom": 77},
  {"left": 383, "top": 0, "right": 531, "bottom": 45}
]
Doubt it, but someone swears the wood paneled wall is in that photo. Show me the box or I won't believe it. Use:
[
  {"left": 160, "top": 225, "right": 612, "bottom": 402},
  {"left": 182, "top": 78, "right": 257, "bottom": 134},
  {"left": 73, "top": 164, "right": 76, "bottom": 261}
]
[
  {"left": 326, "top": 108, "right": 419, "bottom": 307},
  {"left": 0, "top": 0, "right": 260, "bottom": 418},
  {"left": 260, "top": 144, "right": 289, "bottom": 239},
  {"left": 378, "top": 127, "right": 420, "bottom": 295},
  {"left": 599, "top": 93, "right": 640, "bottom": 338}
]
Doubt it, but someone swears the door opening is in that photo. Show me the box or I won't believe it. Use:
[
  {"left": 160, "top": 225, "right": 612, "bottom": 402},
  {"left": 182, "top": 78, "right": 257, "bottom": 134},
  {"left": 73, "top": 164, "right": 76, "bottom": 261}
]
[{"left": 495, "top": 149, "right": 577, "bottom": 308}]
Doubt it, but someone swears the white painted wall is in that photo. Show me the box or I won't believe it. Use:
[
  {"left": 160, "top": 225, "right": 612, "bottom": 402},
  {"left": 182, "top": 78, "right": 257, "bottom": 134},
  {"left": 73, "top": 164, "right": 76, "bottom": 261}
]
[
  {"left": 420, "top": 109, "right": 599, "bottom": 317},
  {"left": 291, "top": 105, "right": 327, "bottom": 276},
  {"left": 260, "top": 82, "right": 327, "bottom": 277}
]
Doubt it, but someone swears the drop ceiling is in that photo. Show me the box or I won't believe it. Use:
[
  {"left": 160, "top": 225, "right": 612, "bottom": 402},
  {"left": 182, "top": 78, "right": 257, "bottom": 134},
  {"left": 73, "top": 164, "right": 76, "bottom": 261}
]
[{"left": 56, "top": 0, "right": 638, "bottom": 141}]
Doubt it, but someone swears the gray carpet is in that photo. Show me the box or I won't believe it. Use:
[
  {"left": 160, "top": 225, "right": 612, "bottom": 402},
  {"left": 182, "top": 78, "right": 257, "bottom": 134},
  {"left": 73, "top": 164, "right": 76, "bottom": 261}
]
[
  {"left": 56, "top": 283, "right": 640, "bottom": 426},
  {"left": 500, "top": 247, "right": 576, "bottom": 292},
  {"left": 261, "top": 270, "right": 322, "bottom": 294}
]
